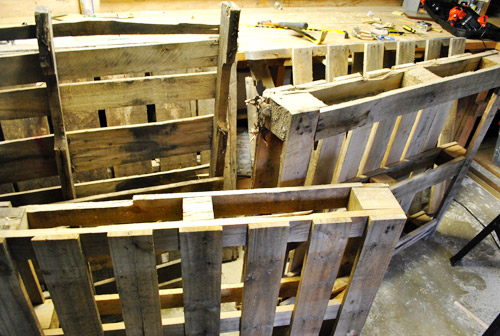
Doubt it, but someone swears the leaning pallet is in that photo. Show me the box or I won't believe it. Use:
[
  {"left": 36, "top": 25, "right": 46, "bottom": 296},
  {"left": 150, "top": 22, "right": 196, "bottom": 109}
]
[
  {"left": 249, "top": 48, "right": 500, "bottom": 254},
  {"left": 0, "top": 184, "right": 405, "bottom": 336},
  {"left": 0, "top": 3, "right": 240, "bottom": 206}
]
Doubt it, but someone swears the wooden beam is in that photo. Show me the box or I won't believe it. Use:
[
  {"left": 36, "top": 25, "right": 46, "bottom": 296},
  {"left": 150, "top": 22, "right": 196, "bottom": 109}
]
[
  {"left": 108, "top": 230, "right": 162, "bottom": 336},
  {"left": 326, "top": 45, "right": 349, "bottom": 80},
  {"left": 292, "top": 47, "right": 313, "bottom": 84},
  {"left": 289, "top": 218, "right": 350, "bottom": 336},
  {"left": 240, "top": 222, "right": 289, "bottom": 335},
  {"left": 32, "top": 234, "right": 103, "bottom": 336},
  {"left": 179, "top": 225, "right": 223, "bottom": 335},
  {"left": 0, "top": 238, "right": 43, "bottom": 336},
  {"left": 210, "top": 2, "right": 240, "bottom": 177},
  {"left": 35, "top": 6, "right": 75, "bottom": 200},
  {"left": 68, "top": 115, "right": 212, "bottom": 172}
]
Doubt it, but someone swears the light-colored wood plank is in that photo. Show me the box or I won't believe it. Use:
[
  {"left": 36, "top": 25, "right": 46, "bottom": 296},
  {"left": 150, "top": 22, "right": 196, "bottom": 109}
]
[
  {"left": 403, "top": 106, "right": 438, "bottom": 158},
  {"left": 449, "top": 37, "right": 466, "bottom": 56},
  {"left": 396, "top": 40, "right": 416, "bottom": 65},
  {"left": 68, "top": 115, "right": 212, "bottom": 172},
  {"left": 326, "top": 44, "right": 349, "bottom": 80},
  {"left": 241, "top": 222, "right": 289, "bottom": 336},
  {"left": 36, "top": 7, "right": 75, "bottom": 200},
  {"left": 0, "top": 238, "right": 43, "bottom": 336},
  {"left": 289, "top": 218, "right": 351, "bottom": 336},
  {"left": 311, "top": 133, "right": 344, "bottom": 185},
  {"left": 179, "top": 225, "right": 222, "bottom": 336},
  {"left": 421, "top": 101, "right": 454, "bottom": 152},
  {"left": 108, "top": 230, "right": 162, "bottom": 336},
  {"left": 361, "top": 118, "right": 397, "bottom": 174},
  {"left": 363, "top": 43, "right": 384, "bottom": 74},
  {"left": 276, "top": 93, "right": 326, "bottom": 187},
  {"left": 224, "top": 61, "right": 238, "bottom": 189},
  {"left": 247, "top": 60, "right": 275, "bottom": 89},
  {"left": 245, "top": 77, "right": 259, "bottom": 166},
  {"left": 335, "top": 125, "right": 373, "bottom": 182},
  {"left": 425, "top": 38, "right": 442, "bottom": 61},
  {"left": 183, "top": 196, "right": 214, "bottom": 221},
  {"left": 332, "top": 214, "right": 406, "bottom": 336},
  {"left": 384, "top": 111, "right": 419, "bottom": 165},
  {"left": 292, "top": 47, "right": 313, "bottom": 85},
  {"left": 32, "top": 234, "right": 103, "bottom": 336}
]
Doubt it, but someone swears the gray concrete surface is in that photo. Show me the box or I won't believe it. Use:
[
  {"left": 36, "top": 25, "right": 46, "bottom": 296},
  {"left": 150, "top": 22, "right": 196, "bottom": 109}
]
[{"left": 363, "top": 176, "right": 500, "bottom": 336}]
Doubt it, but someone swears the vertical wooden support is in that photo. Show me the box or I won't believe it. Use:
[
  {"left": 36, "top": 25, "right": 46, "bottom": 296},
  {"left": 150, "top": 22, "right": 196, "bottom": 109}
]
[
  {"left": 425, "top": 38, "right": 442, "bottom": 61},
  {"left": 292, "top": 47, "right": 313, "bottom": 85},
  {"left": 335, "top": 125, "right": 373, "bottom": 183},
  {"left": 108, "top": 230, "right": 162, "bottom": 336},
  {"left": 251, "top": 128, "right": 283, "bottom": 188},
  {"left": 240, "top": 222, "right": 289, "bottom": 336},
  {"left": 433, "top": 88, "right": 500, "bottom": 231},
  {"left": 275, "top": 93, "right": 326, "bottom": 187},
  {"left": 333, "top": 188, "right": 406, "bottom": 336},
  {"left": 245, "top": 77, "right": 259, "bottom": 166},
  {"left": 361, "top": 118, "right": 397, "bottom": 173},
  {"left": 310, "top": 134, "right": 344, "bottom": 185},
  {"left": 32, "top": 234, "right": 103, "bottom": 336},
  {"left": 0, "top": 238, "right": 43, "bottom": 336},
  {"left": 395, "top": 41, "right": 416, "bottom": 65},
  {"left": 326, "top": 45, "right": 349, "bottom": 80},
  {"left": 210, "top": 2, "right": 240, "bottom": 177},
  {"left": 35, "top": 7, "right": 76, "bottom": 200},
  {"left": 363, "top": 43, "right": 384, "bottom": 74},
  {"left": 448, "top": 37, "right": 466, "bottom": 56},
  {"left": 180, "top": 225, "right": 222, "bottom": 336},
  {"left": 289, "top": 218, "right": 351, "bottom": 336},
  {"left": 224, "top": 61, "right": 238, "bottom": 190}
]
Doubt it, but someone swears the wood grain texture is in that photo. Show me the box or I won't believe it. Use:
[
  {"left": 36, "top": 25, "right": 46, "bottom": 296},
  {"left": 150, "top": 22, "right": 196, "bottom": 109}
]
[
  {"left": 311, "top": 134, "right": 344, "bottom": 185},
  {"left": 424, "top": 38, "right": 442, "bottom": 61},
  {"left": 32, "top": 234, "right": 103, "bottom": 336},
  {"left": 289, "top": 218, "right": 351, "bottom": 336},
  {"left": 0, "top": 135, "right": 57, "bottom": 184},
  {"left": 335, "top": 125, "right": 373, "bottom": 182},
  {"left": 179, "top": 225, "right": 223, "bottom": 336},
  {"left": 36, "top": 6, "right": 76, "bottom": 200},
  {"left": 332, "top": 214, "right": 406, "bottom": 336},
  {"left": 56, "top": 40, "right": 218, "bottom": 82},
  {"left": 60, "top": 72, "right": 216, "bottom": 113},
  {"left": 241, "top": 222, "right": 289, "bottom": 336},
  {"left": 292, "top": 47, "right": 313, "bottom": 85},
  {"left": 68, "top": 115, "right": 212, "bottom": 172},
  {"left": 326, "top": 45, "right": 349, "bottom": 80},
  {"left": 361, "top": 118, "right": 397, "bottom": 174},
  {"left": 363, "top": 43, "right": 384, "bottom": 74},
  {"left": 0, "top": 238, "right": 43, "bottom": 336},
  {"left": 396, "top": 40, "right": 416, "bottom": 65},
  {"left": 448, "top": 37, "right": 466, "bottom": 56},
  {"left": 108, "top": 230, "right": 162, "bottom": 336}
]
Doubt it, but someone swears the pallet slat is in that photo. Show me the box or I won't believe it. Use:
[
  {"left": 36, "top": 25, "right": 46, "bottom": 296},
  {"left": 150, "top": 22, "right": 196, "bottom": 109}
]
[
  {"left": 32, "top": 234, "right": 103, "bottom": 336},
  {"left": 241, "top": 222, "right": 289, "bottom": 336}
]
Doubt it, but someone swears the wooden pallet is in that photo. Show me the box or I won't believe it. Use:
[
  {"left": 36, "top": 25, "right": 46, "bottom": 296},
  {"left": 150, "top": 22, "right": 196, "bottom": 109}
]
[
  {"left": 248, "top": 45, "right": 500, "bottom": 253},
  {"left": 0, "top": 3, "right": 240, "bottom": 206},
  {"left": 0, "top": 184, "right": 405, "bottom": 336}
]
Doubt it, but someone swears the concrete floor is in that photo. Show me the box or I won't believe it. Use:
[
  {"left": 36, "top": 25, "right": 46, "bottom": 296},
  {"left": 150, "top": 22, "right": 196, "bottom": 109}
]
[{"left": 363, "top": 176, "right": 500, "bottom": 335}]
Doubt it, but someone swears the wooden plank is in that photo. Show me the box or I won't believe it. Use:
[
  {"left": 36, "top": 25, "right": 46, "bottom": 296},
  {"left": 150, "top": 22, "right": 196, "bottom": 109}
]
[
  {"left": 108, "top": 230, "right": 162, "bottom": 336},
  {"left": 60, "top": 72, "right": 216, "bottom": 113},
  {"left": 36, "top": 6, "right": 76, "bottom": 200},
  {"left": 363, "top": 43, "right": 384, "bottom": 74},
  {"left": 0, "top": 129, "right": 57, "bottom": 185},
  {"left": 0, "top": 53, "right": 43, "bottom": 87},
  {"left": 421, "top": 101, "right": 454, "bottom": 152},
  {"left": 396, "top": 41, "right": 416, "bottom": 65},
  {"left": 179, "top": 225, "right": 222, "bottom": 336},
  {"left": 292, "top": 47, "right": 313, "bottom": 85},
  {"left": 251, "top": 129, "right": 283, "bottom": 188},
  {"left": 57, "top": 40, "right": 219, "bottom": 82},
  {"left": 403, "top": 106, "right": 438, "bottom": 158},
  {"left": 0, "top": 238, "right": 43, "bottom": 336},
  {"left": 289, "top": 218, "right": 351, "bottom": 336},
  {"left": 425, "top": 38, "right": 442, "bottom": 61},
  {"left": 335, "top": 125, "right": 373, "bottom": 182},
  {"left": 326, "top": 45, "right": 349, "bottom": 80},
  {"left": 241, "top": 222, "right": 289, "bottom": 336},
  {"left": 361, "top": 118, "right": 397, "bottom": 174},
  {"left": 246, "top": 77, "right": 259, "bottom": 166},
  {"left": 0, "top": 86, "right": 49, "bottom": 120},
  {"left": 32, "top": 234, "right": 103, "bottom": 336},
  {"left": 449, "top": 37, "right": 466, "bottom": 56},
  {"left": 210, "top": 2, "right": 240, "bottom": 177},
  {"left": 390, "top": 157, "right": 465, "bottom": 200},
  {"left": 247, "top": 60, "right": 275, "bottom": 89},
  {"left": 333, "top": 214, "right": 406, "bottom": 336},
  {"left": 311, "top": 134, "right": 344, "bottom": 185},
  {"left": 68, "top": 115, "right": 212, "bottom": 172},
  {"left": 276, "top": 93, "right": 326, "bottom": 187},
  {"left": 224, "top": 61, "right": 238, "bottom": 189}
]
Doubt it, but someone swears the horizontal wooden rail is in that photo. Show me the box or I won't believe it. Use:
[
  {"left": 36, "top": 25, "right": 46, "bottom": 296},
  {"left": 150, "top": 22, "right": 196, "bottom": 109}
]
[{"left": 0, "top": 40, "right": 219, "bottom": 87}]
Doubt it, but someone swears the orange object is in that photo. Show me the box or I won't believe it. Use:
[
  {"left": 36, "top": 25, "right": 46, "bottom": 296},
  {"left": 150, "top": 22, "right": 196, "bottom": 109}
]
[
  {"left": 478, "top": 15, "right": 488, "bottom": 28},
  {"left": 448, "top": 6, "right": 466, "bottom": 27}
]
